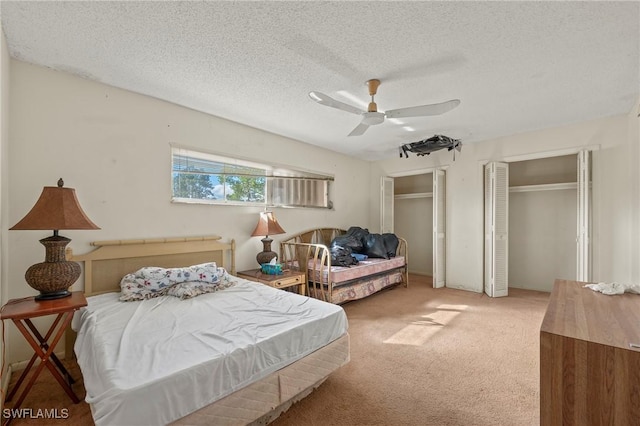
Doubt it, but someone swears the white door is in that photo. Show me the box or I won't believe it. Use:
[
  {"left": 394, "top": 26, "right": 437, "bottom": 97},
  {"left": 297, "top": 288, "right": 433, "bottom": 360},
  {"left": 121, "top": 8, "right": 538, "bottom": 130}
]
[
  {"left": 576, "top": 150, "right": 590, "bottom": 282},
  {"left": 484, "top": 162, "right": 509, "bottom": 297},
  {"left": 381, "top": 177, "right": 394, "bottom": 234},
  {"left": 433, "top": 169, "right": 446, "bottom": 288}
]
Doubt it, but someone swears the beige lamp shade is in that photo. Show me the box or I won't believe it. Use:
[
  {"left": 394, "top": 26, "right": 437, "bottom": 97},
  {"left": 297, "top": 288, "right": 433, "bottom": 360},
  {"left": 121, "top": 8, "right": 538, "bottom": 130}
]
[
  {"left": 10, "top": 179, "right": 100, "bottom": 300},
  {"left": 251, "top": 211, "right": 285, "bottom": 266},
  {"left": 251, "top": 211, "right": 285, "bottom": 238}
]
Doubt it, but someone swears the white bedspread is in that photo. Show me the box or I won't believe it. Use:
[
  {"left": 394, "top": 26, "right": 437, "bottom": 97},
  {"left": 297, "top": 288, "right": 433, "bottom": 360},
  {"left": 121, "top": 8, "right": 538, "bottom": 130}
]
[{"left": 72, "top": 278, "right": 348, "bottom": 426}]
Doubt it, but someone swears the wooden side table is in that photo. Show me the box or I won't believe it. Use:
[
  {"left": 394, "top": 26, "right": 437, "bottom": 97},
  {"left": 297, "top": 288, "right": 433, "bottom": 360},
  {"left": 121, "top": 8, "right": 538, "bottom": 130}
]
[
  {"left": 1, "top": 292, "right": 87, "bottom": 417},
  {"left": 237, "top": 269, "right": 306, "bottom": 296}
]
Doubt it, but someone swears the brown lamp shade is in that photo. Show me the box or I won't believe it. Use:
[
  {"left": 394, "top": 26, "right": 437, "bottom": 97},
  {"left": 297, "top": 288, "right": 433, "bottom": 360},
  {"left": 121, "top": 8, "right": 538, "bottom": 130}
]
[
  {"left": 10, "top": 179, "right": 100, "bottom": 231},
  {"left": 251, "top": 211, "right": 285, "bottom": 266},
  {"left": 10, "top": 179, "right": 100, "bottom": 300}
]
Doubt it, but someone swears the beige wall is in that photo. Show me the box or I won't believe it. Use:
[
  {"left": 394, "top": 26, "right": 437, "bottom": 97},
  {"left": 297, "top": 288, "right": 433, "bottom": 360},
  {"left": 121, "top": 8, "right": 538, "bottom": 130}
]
[
  {"left": 0, "top": 25, "right": 9, "bottom": 403},
  {"left": 509, "top": 189, "right": 577, "bottom": 292},
  {"left": 5, "top": 60, "right": 373, "bottom": 363},
  {"left": 373, "top": 112, "right": 640, "bottom": 292},
  {"left": 630, "top": 100, "right": 640, "bottom": 282},
  {"left": 393, "top": 173, "right": 434, "bottom": 275},
  {"left": 395, "top": 196, "right": 433, "bottom": 275}
]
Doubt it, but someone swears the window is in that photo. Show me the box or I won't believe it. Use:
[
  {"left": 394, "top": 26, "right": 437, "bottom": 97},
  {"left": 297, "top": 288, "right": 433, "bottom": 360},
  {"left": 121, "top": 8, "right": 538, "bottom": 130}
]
[{"left": 171, "top": 147, "right": 333, "bottom": 209}]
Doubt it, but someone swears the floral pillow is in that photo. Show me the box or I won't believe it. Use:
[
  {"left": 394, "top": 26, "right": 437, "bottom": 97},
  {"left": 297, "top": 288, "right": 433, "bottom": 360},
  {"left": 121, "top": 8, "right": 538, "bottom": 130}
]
[{"left": 119, "top": 262, "right": 235, "bottom": 301}]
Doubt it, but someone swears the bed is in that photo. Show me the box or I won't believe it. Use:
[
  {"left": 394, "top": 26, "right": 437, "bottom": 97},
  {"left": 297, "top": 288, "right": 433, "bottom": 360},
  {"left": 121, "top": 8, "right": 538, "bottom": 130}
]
[
  {"left": 66, "top": 235, "right": 350, "bottom": 426},
  {"left": 280, "top": 228, "right": 408, "bottom": 304}
]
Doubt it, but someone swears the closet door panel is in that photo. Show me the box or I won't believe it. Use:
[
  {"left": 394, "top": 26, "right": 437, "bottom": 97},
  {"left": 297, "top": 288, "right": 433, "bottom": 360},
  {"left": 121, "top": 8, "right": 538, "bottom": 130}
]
[
  {"left": 485, "top": 162, "right": 509, "bottom": 297},
  {"left": 577, "top": 150, "right": 590, "bottom": 282}
]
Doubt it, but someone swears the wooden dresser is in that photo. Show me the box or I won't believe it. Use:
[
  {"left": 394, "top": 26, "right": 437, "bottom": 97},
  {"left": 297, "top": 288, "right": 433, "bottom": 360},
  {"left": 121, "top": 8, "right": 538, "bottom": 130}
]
[{"left": 540, "top": 279, "right": 640, "bottom": 425}]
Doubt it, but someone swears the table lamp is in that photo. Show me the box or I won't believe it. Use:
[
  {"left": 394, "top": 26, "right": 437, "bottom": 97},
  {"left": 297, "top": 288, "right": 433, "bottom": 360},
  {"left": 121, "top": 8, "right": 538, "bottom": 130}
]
[
  {"left": 251, "top": 211, "right": 285, "bottom": 266},
  {"left": 10, "top": 179, "right": 100, "bottom": 300}
]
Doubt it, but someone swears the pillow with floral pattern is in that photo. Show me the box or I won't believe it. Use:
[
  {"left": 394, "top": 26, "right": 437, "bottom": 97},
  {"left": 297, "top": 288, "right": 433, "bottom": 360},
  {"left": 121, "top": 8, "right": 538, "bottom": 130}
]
[{"left": 119, "top": 262, "right": 235, "bottom": 301}]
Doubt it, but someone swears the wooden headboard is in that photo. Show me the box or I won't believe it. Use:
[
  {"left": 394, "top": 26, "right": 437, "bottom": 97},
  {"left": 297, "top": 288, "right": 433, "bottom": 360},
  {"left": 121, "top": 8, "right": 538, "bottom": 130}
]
[
  {"left": 67, "top": 235, "right": 236, "bottom": 296},
  {"left": 64, "top": 235, "right": 236, "bottom": 357}
]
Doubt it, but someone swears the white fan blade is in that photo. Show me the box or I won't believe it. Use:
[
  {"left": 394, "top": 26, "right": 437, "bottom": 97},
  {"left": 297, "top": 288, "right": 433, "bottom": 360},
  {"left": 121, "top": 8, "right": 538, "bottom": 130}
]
[
  {"left": 385, "top": 99, "right": 461, "bottom": 119},
  {"left": 348, "top": 122, "right": 370, "bottom": 137},
  {"left": 455, "top": 141, "right": 462, "bottom": 152},
  {"left": 308, "top": 91, "right": 364, "bottom": 115}
]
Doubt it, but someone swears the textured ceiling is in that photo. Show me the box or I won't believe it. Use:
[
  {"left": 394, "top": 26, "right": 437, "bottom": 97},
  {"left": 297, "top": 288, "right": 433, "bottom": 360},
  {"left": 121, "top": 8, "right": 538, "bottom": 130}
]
[{"left": 1, "top": 1, "right": 639, "bottom": 161}]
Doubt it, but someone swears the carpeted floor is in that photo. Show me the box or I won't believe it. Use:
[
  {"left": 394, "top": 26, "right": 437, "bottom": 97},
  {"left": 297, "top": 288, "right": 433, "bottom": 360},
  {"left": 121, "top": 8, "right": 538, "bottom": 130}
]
[{"left": 3, "top": 274, "right": 549, "bottom": 425}]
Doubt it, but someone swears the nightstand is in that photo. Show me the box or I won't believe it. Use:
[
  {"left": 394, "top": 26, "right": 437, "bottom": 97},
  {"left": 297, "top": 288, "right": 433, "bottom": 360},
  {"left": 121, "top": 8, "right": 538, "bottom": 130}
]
[
  {"left": 237, "top": 269, "right": 306, "bottom": 296},
  {"left": 1, "top": 292, "right": 87, "bottom": 416}
]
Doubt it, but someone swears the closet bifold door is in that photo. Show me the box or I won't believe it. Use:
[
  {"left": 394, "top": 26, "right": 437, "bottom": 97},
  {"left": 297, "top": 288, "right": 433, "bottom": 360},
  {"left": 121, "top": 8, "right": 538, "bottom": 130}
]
[
  {"left": 484, "top": 162, "right": 509, "bottom": 297},
  {"left": 576, "top": 150, "right": 590, "bottom": 282},
  {"left": 433, "top": 169, "right": 446, "bottom": 288}
]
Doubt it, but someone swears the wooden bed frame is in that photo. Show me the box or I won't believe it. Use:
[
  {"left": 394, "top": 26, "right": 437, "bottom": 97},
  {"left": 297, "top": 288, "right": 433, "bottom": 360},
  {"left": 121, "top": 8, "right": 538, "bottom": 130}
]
[{"left": 64, "top": 235, "right": 349, "bottom": 425}]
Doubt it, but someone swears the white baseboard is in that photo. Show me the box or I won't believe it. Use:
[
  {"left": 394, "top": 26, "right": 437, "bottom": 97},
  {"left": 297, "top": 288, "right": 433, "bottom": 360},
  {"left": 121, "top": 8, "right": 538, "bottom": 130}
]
[
  {"left": 8, "top": 350, "right": 65, "bottom": 373},
  {"left": 1, "top": 350, "right": 66, "bottom": 412},
  {"left": 409, "top": 270, "right": 433, "bottom": 277},
  {"left": 2, "top": 364, "right": 11, "bottom": 399}
]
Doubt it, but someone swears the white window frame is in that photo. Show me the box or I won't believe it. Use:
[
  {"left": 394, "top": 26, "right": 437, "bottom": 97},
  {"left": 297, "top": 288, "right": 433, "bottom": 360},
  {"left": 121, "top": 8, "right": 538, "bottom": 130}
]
[{"left": 171, "top": 146, "right": 334, "bottom": 209}]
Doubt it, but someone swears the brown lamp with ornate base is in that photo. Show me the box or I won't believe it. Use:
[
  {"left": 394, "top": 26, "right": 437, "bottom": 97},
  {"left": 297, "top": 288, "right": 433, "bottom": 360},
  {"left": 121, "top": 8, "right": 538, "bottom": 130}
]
[
  {"left": 10, "top": 179, "right": 100, "bottom": 300},
  {"left": 251, "top": 211, "right": 285, "bottom": 266}
]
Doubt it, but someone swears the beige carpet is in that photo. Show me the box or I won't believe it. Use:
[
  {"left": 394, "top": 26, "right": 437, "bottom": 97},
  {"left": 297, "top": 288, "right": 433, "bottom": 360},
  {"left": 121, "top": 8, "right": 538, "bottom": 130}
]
[
  {"left": 274, "top": 275, "right": 549, "bottom": 426},
  {"left": 3, "top": 274, "right": 549, "bottom": 425}
]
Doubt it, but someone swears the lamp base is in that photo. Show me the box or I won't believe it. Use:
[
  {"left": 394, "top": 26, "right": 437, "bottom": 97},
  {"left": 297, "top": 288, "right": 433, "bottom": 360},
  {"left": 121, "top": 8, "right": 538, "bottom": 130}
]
[
  {"left": 256, "top": 236, "right": 278, "bottom": 266},
  {"left": 35, "top": 290, "right": 72, "bottom": 301},
  {"left": 25, "top": 235, "right": 81, "bottom": 299},
  {"left": 256, "top": 251, "right": 278, "bottom": 266}
]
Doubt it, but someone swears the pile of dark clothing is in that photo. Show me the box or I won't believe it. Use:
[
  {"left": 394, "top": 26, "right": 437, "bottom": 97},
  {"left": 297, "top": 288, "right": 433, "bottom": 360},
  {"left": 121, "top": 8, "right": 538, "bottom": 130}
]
[{"left": 330, "top": 226, "right": 400, "bottom": 267}]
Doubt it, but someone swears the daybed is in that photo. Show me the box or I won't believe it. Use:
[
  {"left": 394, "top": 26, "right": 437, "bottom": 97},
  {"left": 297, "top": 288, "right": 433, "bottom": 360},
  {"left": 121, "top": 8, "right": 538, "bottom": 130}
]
[
  {"left": 66, "top": 236, "right": 350, "bottom": 426},
  {"left": 280, "top": 228, "right": 408, "bottom": 304}
]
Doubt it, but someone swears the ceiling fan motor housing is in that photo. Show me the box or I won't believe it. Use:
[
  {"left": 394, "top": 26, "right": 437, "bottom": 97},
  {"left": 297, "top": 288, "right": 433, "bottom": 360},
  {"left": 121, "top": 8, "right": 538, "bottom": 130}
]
[{"left": 362, "top": 112, "right": 385, "bottom": 125}]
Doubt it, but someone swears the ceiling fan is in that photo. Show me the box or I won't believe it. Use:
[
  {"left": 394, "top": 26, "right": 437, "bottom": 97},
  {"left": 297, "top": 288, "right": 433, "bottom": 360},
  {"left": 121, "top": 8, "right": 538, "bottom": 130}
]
[{"left": 308, "top": 79, "right": 460, "bottom": 137}]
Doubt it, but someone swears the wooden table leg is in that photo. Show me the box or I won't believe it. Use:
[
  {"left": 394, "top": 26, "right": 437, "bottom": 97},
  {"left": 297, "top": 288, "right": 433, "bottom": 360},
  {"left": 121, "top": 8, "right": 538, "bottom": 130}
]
[
  {"left": 8, "top": 311, "right": 80, "bottom": 411},
  {"left": 5, "top": 352, "right": 38, "bottom": 402},
  {"left": 23, "top": 317, "right": 75, "bottom": 384},
  {"left": 6, "top": 313, "right": 74, "bottom": 401}
]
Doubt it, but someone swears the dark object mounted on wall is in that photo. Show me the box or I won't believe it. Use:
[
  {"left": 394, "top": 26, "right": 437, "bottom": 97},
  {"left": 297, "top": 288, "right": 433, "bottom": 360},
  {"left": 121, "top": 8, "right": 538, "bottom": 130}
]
[{"left": 399, "top": 134, "right": 462, "bottom": 160}]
